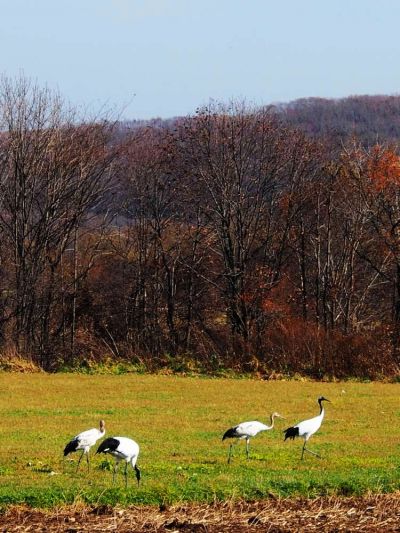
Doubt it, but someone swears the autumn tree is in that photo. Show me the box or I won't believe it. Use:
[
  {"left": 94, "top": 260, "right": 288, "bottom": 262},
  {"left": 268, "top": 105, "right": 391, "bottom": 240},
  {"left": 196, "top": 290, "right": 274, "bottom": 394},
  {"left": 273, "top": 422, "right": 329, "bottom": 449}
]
[
  {"left": 343, "top": 144, "right": 400, "bottom": 364},
  {"left": 0, "top": 75, "right": 115, "bottom": 367},
  {"left": 176, "top": 102, "right": 319, "bottom": 359}
]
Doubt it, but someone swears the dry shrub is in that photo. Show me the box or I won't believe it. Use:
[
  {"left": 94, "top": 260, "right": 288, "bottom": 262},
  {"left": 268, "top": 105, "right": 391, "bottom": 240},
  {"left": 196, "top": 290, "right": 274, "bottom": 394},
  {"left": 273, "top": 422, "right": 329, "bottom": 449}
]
[
  {"left": 2, "top": 315, "right": 395, "bottom": 379},
  {"left": 257, "top": 318, "right": 396, "bottom": 380},
  {"left": 0, "top": 346, "right": 41, "bottom": 373}
]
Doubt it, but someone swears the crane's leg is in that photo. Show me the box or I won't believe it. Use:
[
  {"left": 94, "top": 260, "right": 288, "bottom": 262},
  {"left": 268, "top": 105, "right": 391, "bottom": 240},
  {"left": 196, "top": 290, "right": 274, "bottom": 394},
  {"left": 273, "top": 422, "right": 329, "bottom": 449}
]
[
  {"left": 301, "top": 441, "right": 320, "bottom": 460},
  {"left": 304, "top": 446, "right": 320, "bottom": 459},
  {"left": 227, "top": 439, "right": 242, "bottom": 464},
  {"left": 76, "top": 450, "right": 85, "bottom": 472},
  {"left": 301, "top": 442, "right": 306, "bottom": 460},
  {"left": 227, "top": 443, "right": 234, "bottom": 464},
  {"left": 246, "top": 438, "right": 250, "bottom": 460},
  {"left": 86, "top": 452, "right": 90, "bottom": 472},
  {"left": 113, "top": 461, "right": 119, "bottom": 484},
  {"left": 124, "top": 462, "right": 128, "bottom": 488}
]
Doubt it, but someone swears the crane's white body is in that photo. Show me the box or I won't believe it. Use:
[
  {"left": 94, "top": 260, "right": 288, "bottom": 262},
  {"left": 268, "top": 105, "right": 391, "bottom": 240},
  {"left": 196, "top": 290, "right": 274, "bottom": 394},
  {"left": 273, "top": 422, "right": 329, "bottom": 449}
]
[
  {"left": 295, "top": 410, "right": 324, "bottom": 441},
  {"left": 106, "top": 436, "right": 139, "bottom": 465},
  {"left": 283, "top": 397, "right": 330, "bottom": 460},
  {"left": 64, "top": 420, "right": 105, "bottom": 472},
  {"left": 72, "top": 427, "right": 105, "bottom": 452},
  {"left": 222, "top": 412, "right": 284, "bottom": 463},
  {"left": 96, "top": 436, "right": 141, "bottom": 487},
  {"left": 229, "top": 421, "right": 272, "bottom": 439}
]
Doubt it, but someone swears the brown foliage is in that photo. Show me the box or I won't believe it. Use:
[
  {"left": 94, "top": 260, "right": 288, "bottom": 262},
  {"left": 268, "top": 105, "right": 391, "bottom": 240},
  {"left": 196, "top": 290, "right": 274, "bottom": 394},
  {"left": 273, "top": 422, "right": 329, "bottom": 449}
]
[
  {"left": 257, "top": 318, "right": 394, "bottom": 380},
  {"left": 0, "top": 84, "right": 400, "bottom": 378}
]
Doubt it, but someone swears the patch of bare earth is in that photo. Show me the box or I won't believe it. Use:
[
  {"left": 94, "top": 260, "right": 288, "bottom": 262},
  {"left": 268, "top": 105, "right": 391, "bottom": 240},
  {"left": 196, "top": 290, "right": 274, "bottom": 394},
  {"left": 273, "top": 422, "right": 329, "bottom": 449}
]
[{"left": 1, "top": 494, "right": 399, "bottom": 532}]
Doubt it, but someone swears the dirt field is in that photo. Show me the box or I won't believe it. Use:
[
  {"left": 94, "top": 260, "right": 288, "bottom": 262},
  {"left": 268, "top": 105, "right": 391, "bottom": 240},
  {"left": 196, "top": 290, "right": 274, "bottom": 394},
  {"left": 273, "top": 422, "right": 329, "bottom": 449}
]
[{"left": 1, "top": 494, "right": 399, "bottom": 532}]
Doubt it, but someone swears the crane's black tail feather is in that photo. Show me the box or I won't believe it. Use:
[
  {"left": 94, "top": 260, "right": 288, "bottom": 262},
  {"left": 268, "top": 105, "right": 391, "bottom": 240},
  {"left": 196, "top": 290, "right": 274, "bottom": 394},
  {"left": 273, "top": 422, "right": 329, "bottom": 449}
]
[
  {"left": 135, "top": 465, "right": 141, "bottom": 485},
  {"left": 283, "top": 426, "right": 299, "bottom": 441},
  {"left": 222, "top": 427, "right": 238, "bottom": 441},
  {"left": 63, "top": 438, "right": 79, "bottom": 456},
  {"left": 96, "top": 437, "right": 120, "bottom": 454}
]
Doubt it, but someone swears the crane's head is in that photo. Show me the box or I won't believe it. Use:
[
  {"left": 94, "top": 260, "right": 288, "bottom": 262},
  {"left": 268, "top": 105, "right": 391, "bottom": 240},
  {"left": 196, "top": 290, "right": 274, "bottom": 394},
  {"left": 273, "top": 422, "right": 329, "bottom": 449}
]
[
  {"left": 318, "top": 396, "right": 330, "bottom": 403},
  {"left": 99, "top": 420, "right": 106, "bottom": 432},
  {"left": 271, "top": 412, "right": 285, "bottom": 420}
]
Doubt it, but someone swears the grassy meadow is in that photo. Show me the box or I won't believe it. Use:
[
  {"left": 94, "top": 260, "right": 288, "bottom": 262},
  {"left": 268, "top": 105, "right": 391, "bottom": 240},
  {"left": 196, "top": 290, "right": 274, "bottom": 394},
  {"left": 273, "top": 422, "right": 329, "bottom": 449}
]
[{"left": 0, "top": 373, "right": 399, "bottom": 508}]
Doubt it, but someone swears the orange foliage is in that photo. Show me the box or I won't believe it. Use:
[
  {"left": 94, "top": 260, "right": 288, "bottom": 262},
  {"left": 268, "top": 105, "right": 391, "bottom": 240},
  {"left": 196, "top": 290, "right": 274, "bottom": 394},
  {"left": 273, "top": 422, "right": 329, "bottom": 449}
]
[{"left": 367, "top": 146, "right": 400, "bottom": 191}]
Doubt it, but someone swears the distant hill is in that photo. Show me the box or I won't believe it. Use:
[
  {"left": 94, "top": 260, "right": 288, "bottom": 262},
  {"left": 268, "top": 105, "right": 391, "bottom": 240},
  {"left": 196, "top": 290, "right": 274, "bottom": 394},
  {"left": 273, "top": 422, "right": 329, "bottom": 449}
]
[
  {"left": 276, "top": 95, "right": 400, "bottom": 145},
  {"left": 119, "top": 95, "right": 400, "bottom": 147}
]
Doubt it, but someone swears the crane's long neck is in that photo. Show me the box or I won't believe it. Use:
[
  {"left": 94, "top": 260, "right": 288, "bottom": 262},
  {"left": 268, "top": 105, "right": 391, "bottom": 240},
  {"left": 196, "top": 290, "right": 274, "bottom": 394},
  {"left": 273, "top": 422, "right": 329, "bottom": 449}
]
[
  {"left": 318, "top": 400, "right": 325, "bottom": 419},
  {"left": 266, "top": 414, "right": 275, "bottom": 430}
]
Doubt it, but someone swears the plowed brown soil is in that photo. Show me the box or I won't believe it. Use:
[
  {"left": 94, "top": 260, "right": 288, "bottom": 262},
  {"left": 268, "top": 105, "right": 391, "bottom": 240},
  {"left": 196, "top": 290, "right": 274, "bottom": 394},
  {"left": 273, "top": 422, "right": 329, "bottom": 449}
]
[{"left": 1, "top": 494, "right": 399, "bottom": 532}]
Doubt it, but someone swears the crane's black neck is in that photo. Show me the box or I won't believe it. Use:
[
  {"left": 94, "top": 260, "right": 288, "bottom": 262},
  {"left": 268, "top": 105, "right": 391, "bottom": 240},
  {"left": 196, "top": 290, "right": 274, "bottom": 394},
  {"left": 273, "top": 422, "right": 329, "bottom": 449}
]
[{"left": 318, "top": 398, "right": 324, "bottom": 414}]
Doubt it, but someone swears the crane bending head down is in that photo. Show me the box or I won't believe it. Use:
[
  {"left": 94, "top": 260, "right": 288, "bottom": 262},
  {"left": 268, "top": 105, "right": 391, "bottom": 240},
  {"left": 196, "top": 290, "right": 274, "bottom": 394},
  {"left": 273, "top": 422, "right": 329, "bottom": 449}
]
[{"left": 96, "top": 436, "right": 141, "bottom": 487}]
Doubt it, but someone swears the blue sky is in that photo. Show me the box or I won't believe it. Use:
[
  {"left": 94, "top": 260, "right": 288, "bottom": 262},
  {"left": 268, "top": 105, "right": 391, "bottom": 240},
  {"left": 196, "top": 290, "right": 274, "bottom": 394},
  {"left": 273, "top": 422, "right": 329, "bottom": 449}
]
[{"left": 1, "top": 0, "right": 399, "bottom": 119}]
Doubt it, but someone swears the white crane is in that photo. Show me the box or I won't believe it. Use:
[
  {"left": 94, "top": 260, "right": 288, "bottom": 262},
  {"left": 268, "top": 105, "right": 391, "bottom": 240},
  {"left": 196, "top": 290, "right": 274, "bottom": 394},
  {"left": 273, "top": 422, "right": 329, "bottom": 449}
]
[
  {"left": 222, "top": 412, "right": 284, "bottom": 463},
  {"left": 283, "top": 396, "right": 330, "bottom": 459},
  {"left": 63, "top": 419, "right": 106, "bottom": 472},
  {"left": 96, "top": 436, "right": 141, "bottom": 487}
]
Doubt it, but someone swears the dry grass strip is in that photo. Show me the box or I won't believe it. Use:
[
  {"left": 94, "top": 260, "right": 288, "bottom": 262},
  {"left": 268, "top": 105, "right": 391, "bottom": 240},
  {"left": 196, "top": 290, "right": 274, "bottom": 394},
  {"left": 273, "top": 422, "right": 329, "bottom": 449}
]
[{"left": 1, "top": 493, "right": 399, "bottom": 532}]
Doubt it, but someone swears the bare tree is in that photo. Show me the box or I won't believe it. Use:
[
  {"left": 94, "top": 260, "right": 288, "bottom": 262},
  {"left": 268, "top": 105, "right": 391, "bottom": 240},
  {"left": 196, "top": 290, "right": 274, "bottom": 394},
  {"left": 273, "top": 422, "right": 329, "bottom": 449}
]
[
  {"left": 177, "top": 102, "right": 319, "bottom": 356},
  {"left": 343, "top": 143, "right": 400, "bottom": 364},
  {"left": 0, "top": 75, "right": 115, "bottom": 367}
]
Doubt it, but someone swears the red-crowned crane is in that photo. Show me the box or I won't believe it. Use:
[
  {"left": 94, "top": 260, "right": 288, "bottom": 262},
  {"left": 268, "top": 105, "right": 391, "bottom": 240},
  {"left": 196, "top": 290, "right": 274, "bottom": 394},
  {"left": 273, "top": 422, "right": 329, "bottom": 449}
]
[
  {"left": 283, "top": 396, "right": 330, "bottom": 459},
  {"left": 222, "top": 412, "right": 284, "bottom": 464},
  {"left": 63, "top": 420, "right": 106, "bottom": 472},
  {"left": 96, "top": 436, "right": 141, "bottom": 487}
]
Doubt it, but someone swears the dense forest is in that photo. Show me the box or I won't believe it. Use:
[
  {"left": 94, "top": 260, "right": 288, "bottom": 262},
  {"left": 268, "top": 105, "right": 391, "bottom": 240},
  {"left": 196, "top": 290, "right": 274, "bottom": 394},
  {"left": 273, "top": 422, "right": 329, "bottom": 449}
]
[
  {"left": 1, "top": 76, "right": 400, "bottom": 378},
  {"left": 279, "top": 94, "right": 400, "bottom": 146}
]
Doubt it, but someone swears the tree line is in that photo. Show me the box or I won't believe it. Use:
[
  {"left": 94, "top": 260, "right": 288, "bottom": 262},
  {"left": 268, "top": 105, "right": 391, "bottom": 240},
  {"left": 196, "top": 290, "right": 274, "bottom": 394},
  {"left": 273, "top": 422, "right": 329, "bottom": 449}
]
[
  {"left": 279, "top": 94, "right": 400, "bottom": 146},
  {"left": 0, "top": 77, "right": 399, "bottom": 377}
]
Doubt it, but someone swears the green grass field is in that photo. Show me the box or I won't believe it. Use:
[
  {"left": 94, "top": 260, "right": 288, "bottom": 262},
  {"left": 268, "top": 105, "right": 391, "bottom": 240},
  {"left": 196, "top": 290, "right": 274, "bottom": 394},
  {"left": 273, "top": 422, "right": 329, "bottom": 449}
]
[{"left": 0, "top": 373, "right": 399, "bottom": 508}]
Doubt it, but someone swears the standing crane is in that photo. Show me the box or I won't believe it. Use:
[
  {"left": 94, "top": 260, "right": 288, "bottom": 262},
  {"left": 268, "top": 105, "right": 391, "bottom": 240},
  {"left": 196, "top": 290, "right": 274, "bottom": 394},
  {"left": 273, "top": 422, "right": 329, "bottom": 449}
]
[
  {"left": 283, "top": 396, "right": 330, "bottom": 459},
  {"left": 63, "top": 419, "right": 106, "bottom": 472},
  {"left": 222, "top": 412, "right": 285, "bottom": 463},
  {"left": 96, "top": 436, "right": 141, "bottom": 487}
]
